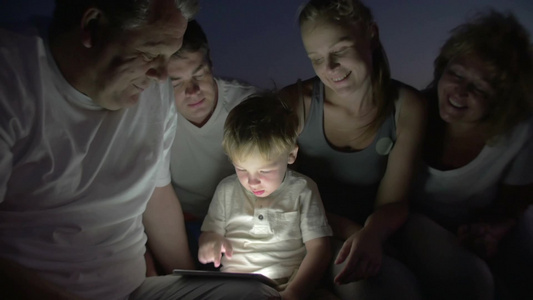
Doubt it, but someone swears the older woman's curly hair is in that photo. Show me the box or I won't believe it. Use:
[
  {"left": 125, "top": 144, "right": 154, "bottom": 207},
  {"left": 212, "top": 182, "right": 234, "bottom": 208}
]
[
  {"left": 429, "top": 10, "right": 533, "bottom": 139},
  {"left": 298, "top": 0, "right": 397, "bottom": 138}
]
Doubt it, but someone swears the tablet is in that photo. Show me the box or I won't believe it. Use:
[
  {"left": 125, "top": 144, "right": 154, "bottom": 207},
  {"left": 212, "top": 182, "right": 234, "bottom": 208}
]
[{"left": 172, "top": 269, "right": 278, "bottom": 287}]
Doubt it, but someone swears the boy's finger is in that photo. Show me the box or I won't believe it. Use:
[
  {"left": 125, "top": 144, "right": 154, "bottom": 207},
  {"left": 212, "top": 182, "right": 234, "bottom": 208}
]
[{"left": 224, "top": 240, "right": 234, "bottom": 257}]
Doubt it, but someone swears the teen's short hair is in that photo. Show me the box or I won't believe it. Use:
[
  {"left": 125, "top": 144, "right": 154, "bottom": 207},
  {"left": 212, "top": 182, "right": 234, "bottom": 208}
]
[{"left": 172, "top": 20, "right": 212, "bottom": 67}]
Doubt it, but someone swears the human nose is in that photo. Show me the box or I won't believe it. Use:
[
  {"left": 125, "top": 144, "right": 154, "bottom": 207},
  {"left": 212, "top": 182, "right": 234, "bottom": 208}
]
[
  {"left": 146, "top": 58, "right": 169, "bottom": 82},
  {"left": 326, "top": 55, "right": 340, "bottom": 71},
  {"left": 184, "top": 80, "right": 200, "bottom": 96},
  {"left": 454, "top": 80, "right": 473, "bottom": 97},
  {"left": 247, "top": 174, "right": 260, "bottom": 186}
]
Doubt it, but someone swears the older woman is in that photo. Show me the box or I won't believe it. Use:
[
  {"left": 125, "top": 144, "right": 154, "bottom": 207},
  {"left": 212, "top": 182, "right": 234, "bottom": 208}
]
[
  {"left": 400, "top": 10, "right": 533, "bottom": 300},
  {"left": 281, "top": 0, "right": 426, "bottom": 299}
]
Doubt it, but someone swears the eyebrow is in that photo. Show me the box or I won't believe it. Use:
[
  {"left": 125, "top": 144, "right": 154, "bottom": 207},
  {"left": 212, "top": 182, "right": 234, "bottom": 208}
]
[
  {"left": 234, "top": 161, "right": 277, "bottom": 170},
  {"left": 452, "top": 64, "right": 493, "bottom": 88},
  {"left": 169, "top": 63, "right": 206, "bottom": 81},
  {"left": 307, "top": 36, "right": 352, "bottom": 56},
  {"left": 141, "top": 38, "right": 175, "bottom": 48}
]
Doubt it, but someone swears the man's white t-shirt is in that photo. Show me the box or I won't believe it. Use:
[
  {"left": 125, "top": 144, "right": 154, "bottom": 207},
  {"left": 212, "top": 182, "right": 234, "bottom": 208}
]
[
  {"left": 170, "top": 78, "right": 259, "bottom": 219},
  {"left": 0, "top": 27, "right": 176, "bottom": 299}
]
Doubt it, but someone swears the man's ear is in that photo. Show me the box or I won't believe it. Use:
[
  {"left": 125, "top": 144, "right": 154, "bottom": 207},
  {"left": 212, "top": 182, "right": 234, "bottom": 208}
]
[
  {"left": 80, "top": 8, "right": 103, "bottom": 48},
  {"left": 288, "top": 146, "right": 299, "bottom": 165}
]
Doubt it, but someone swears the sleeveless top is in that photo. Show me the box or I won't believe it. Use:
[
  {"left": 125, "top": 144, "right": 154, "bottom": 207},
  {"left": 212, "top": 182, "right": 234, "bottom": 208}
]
[{"left": 297, "top": 78, "right": 397, "bottom": 224}]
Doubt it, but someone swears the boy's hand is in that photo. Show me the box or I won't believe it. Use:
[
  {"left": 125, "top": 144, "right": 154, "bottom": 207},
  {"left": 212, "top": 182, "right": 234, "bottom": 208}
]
[
  {"left": 457, "top": 219, "right": 516, "bottom": 259},
  {"left": 198, "top": 232, "right": 233, "bottom": 268}
]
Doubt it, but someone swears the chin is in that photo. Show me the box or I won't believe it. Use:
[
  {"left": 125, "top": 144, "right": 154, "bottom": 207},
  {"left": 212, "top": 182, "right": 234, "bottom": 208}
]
[{"left": 118, "top": 92, "right": 142, "bottom": 109}]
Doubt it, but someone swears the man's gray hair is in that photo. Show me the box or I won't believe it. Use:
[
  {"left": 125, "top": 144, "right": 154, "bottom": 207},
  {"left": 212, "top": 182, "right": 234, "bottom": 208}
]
[
  {"left": 174, "top": 0, "right": 199, "bottom": 20},
  {"left": 51, "top": 0, "right": 199, "bottom": 34}
]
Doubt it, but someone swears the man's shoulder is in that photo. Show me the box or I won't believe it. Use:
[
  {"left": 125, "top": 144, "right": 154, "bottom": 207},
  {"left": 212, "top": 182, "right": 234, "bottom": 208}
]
[
  {"left": 216, "top": 77, "right": 256, "bottom": 89},
  {"left": 0, "top": 25, "right": 46, "bottom": 127},
  {"left": 0, "top": 24, "right": 46, "bottom": 83},
  {"left": 216, "top": 77, "right": 261, "bottom": 107},
  {"left": 0, "top": 21, "right": 46, "bottom": 47}
]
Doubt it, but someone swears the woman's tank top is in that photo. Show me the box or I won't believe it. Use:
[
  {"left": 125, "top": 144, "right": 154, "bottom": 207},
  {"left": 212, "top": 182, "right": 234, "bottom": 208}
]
[{"left": 297, "top": 78, "right": 397, "bottom": 224}]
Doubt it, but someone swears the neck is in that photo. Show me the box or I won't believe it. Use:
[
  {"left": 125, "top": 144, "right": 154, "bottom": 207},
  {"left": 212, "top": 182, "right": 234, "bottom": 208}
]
[
  {"left": 49, "top": 30, "right": 95, "bottom": 98},
  {"left": 445, "top": 120, "right": 489, "bottom": 140},
  {"left": 324, "top": 79, "right": 375, "bottom": 116}
]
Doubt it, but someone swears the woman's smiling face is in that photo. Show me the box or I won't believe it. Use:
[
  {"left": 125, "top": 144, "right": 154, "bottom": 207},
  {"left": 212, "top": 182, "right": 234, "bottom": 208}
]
[
  {"left": 301, "top": 17, "right": 374, "bottom": 97},
  {"left": 437, "top": 54, "right": 495, "bottom": 125}
]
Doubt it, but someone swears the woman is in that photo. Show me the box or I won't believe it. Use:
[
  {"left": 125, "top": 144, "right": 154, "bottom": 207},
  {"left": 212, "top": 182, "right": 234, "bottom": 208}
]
[
  {"left": 280, "top": 0, "right": 425, "bottom": 298},
  {"left": 400, "top": 10, "right": 533, "bottom": 300}
]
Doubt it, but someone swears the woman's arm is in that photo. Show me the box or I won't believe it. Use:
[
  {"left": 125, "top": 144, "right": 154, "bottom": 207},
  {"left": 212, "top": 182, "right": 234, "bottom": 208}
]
[
  {"left": 334, "top": 87, "right": 427, "bottom": 284},
  {"left": 369, "top": 86, "right": 427, "bottom": 240},
  {"left": 281, "top": 237, "right": 331, "bottom": 300},
  {"left": 326, "top": 212, "right": 363, "bottom": 240}
]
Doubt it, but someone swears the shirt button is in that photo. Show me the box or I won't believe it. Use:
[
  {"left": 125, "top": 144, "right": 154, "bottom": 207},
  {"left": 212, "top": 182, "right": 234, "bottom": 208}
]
[{"left": 258, "top": 214, "right": 264, "bottom": 220}]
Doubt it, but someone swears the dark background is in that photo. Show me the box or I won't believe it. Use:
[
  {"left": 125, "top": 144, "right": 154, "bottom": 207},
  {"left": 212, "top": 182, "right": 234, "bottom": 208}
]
[{"left": 2, "top": 0, "right": 532, "bottom": 90}]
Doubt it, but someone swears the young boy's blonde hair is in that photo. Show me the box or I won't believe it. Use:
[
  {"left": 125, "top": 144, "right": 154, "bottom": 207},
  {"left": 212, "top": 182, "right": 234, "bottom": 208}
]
[{"left": 223, "top": 92, "right": 299, "bottom": 162}]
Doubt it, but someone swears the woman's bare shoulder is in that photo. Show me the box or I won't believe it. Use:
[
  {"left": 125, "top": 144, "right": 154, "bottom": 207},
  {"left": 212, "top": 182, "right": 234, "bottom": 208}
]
[
  {"left": 395, "top": 82, "right": 426, "bottom": 115},
  {"left": 393, "top": 81, "right": 427, "bottom": 136},
  {"left": 279, "top": 77, "right": 316, "bottom": 133},
  {"left": 279, "top": 78, "right": 315, "bottom": 107}
]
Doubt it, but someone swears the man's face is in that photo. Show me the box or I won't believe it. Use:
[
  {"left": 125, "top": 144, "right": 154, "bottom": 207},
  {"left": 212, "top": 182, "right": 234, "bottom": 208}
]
[
  {"left": 89, "top": 0, "right": 188, "bottom": 110},
  {"left": 168, "top": 51, "right": 217, "bottom": 127}
]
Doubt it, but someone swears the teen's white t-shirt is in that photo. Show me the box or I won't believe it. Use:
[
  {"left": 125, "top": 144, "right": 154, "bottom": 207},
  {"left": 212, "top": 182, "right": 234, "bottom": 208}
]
[
  {"left": 0, "top": 28, "right": 176, "bottom": 299},
  {"left": 170, "top": 78, "right": 259, "bottom": 219}
]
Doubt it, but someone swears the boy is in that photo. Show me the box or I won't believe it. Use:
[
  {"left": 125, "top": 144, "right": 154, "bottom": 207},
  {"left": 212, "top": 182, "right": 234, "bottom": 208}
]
[{"left": 199, "top": 93, "right": 332, "bottom": 299}]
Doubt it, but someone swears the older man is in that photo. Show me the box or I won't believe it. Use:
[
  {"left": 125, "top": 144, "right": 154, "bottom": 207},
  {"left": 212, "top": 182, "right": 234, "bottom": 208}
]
[{"left": 0, "top": 1, "right": 279, "bottom": 299}]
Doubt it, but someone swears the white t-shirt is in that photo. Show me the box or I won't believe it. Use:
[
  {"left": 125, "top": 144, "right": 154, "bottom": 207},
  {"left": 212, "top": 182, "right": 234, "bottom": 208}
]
[
  {"left": 412, "top": 117, "right": 533, "bottom": 229},
  {"left": 0, "top": 27, "right": 176, "bottom": 299},
  {"left": 170, "top": 78, "right": 259, "bottom": 219},
  {"left": 201, "top": 170, "right": 333, "bottom": 280}
]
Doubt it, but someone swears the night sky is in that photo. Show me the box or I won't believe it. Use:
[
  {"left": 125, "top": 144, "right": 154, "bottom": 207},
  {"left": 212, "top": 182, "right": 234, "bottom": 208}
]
[{"left": 2, "top": 0, "right": 532, "bottom": 90}]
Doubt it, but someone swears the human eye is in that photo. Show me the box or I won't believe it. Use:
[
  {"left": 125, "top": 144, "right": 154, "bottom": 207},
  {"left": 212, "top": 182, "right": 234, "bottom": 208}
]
[
  {"left": 141, "top": 52, "right": 157, "bottom": 62},
  {"left": 193, "top": 72, "right": 204, "bottom": 80},
  {"left": 332, "top": 47, "right": 348, "bottom": 56},
  {"left": 172, "top": 80, "right": 182, "bottom": 88},
  {"left": 310, "top": 57, "right": 323, "bottom": 65},
  {"left": 472, "top": 85, "right": 488, "bottom": 98},
  {"left": 259, "top": 170, "right": 271, "bottom": 174},
  {"left": 447, "top": 68, "right": 462, "bottom": 79}
]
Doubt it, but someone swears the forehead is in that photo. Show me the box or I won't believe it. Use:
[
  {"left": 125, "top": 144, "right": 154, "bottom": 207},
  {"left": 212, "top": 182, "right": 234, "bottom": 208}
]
[
  {"left": 168, "top": 51, "right": 207, "bottom": 75},
  {"left": 126, "top": 4, "right": 187, "bottom": 52},
  {"left": 301, "top": 17, "right": 364, "bottom": 51},
  {"left": 448, "top": 54, "right": 495, "bottom": 84},
  {"left": 234, "top": 151, "right": 286, "bottom": 168}
]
